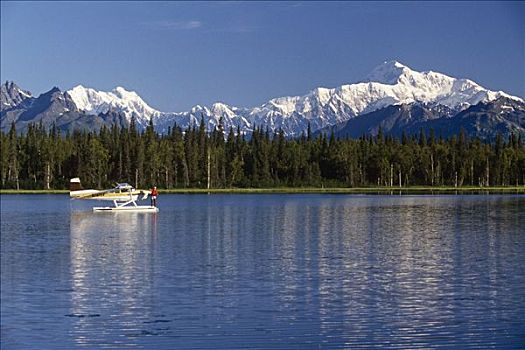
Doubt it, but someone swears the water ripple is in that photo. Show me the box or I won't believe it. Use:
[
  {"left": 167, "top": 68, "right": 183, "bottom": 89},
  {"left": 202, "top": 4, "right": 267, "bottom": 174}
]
[{"left": 1, "top": 194, "right": 524, "bottom": 349}]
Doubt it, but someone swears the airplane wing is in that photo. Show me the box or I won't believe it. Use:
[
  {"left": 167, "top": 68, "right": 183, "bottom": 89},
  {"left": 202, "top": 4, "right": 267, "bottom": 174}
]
[
  {"left": 70, "top": 189, "right": 113, "bottom": 199},
  {"left": 69, "top": 178, "right": 148, "bottom": 202},
  {"left": 70, "top": 178, "right": 119, "bottom": 199}
]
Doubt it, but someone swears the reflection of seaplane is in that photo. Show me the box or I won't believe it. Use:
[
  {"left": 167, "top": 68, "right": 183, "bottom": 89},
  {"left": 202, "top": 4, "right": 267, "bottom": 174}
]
[{"left": 69, "top": 178, "right": 159, "bottom": 212}]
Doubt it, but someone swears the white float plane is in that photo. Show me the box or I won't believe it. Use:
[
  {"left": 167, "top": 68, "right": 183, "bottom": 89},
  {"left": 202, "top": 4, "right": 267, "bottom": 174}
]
[{"left": 69, "top": 178, "right": 159, "bottom": 212}]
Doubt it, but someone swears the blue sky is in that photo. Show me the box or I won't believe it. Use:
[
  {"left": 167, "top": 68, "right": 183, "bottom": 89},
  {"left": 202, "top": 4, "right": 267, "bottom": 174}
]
[{"left": 1, "top": 1, "right": 524, "bottom": 111}]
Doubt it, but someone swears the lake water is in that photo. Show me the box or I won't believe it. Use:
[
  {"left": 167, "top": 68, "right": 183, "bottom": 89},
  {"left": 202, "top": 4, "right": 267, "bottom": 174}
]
[{"left": 1, "top": 194, "right": 524, "bottom": 349}]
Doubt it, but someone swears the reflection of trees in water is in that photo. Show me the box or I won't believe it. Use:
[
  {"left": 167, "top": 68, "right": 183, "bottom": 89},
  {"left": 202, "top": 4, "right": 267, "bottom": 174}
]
[
  {"left": 69, "top": 212, "right": 158, "bottom": 347},
  {"left": 310, "top": 196, "right": 521, "bottom": 347},
  {"left": 65, "top": 195, "right": 523, "bottom": 347}
]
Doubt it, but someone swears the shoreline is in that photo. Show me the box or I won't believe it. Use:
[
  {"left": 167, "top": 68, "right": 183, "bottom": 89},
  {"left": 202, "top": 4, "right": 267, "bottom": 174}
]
[{"left": 1, "top": 186, "right": 524, "bottom": 195}]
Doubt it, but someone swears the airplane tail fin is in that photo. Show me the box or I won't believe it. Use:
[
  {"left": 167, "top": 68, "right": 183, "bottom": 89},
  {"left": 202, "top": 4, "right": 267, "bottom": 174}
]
[{"left": 70, "top": 178, "right": 83, "bottom": 191}]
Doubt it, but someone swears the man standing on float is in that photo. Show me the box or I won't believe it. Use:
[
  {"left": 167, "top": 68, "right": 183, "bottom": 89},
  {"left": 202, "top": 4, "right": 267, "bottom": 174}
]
[{"left": 150, "top": 186, "right": 158, "bottom": 207}]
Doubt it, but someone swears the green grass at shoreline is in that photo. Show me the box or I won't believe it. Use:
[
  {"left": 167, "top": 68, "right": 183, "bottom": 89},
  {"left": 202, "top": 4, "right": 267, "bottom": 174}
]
[
  {"left": 0, "top": 189, "right": 69, "bottom": 194},
  {"left": 160, "top": 186, "right": 525, "bottom": 194},
  {"left": 1, "top": 186, "right": 524, "bottom": 195}
]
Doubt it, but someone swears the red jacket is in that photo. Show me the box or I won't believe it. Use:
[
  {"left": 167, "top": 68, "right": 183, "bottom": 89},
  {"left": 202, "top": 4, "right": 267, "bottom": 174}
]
[{"left": 151, "top": 188, "right": 158, "bottom": 196}]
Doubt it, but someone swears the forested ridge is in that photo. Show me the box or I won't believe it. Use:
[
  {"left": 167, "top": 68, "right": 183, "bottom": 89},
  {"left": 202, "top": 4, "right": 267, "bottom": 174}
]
[{"left": 1, "top": 118, "right": 524, "bottom": 190}]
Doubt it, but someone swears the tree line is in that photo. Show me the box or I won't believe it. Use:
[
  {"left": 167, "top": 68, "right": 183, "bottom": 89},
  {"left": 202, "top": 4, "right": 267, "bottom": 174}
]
[{"left": 1, "top": 118, "right": 524, "bottom": 190}]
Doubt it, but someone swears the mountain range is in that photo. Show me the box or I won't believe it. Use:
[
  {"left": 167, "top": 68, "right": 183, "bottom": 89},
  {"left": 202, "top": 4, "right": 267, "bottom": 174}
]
[{"left": 1, "top": 61, "right": 524, "bottom": 140}]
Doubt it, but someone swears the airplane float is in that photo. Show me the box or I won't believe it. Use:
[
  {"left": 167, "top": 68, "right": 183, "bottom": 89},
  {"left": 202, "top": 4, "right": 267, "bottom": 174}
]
[{"left": 69, "top": 178, "right": 159, "bottom": 212}]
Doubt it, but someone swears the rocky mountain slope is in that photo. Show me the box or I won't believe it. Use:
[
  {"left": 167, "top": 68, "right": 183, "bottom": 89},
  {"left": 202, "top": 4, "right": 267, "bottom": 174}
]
[{"left": 317, "top": 97, "right": 525, "bottom": 141}]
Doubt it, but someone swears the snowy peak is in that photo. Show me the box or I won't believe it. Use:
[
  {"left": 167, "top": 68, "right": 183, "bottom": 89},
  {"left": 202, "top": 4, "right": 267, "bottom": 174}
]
[
  {"left": 66, "top": 85, "right": 159, "bottom": 125},
  {"left": 362, "top": 60, "right": 460, "bottom": 91},
  {"left": 211, "top": 102, "right": 238, "bottom": 119},
  {"left": 357, "top": 61, "right": 523, "bottom": 111},
  {"left": 112, "top": 86, "right": 141, "bottom": 100},
  {"left": 363, "top": 60, "right": 411, "bottom": 85},
  {"left": 1, "top": 81, "right": 33, "bottom": 110}
]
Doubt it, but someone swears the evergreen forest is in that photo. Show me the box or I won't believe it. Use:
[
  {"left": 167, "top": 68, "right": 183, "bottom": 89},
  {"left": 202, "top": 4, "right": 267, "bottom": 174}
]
[{"left": 1, "top": 119, "right": 524, "bottom": 190}]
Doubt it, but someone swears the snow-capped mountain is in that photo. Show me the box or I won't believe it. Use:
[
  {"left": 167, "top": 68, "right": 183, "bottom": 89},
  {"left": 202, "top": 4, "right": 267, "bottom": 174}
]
[
  {"left": 152, "top": 103, "right": 252, "bottom": 135},
  {"left": 316, "top": 96, "right": 525, "bottom": 142},
  {"left": 66, "top": 85, "right": 161, "bottom": 129},
  {"left": 360, "top": 61, "right": 517, "bottom": 112},
  {"left": 1, "top": 81, "right": 32, "bottom": 111},
  {"left": 2, "top": 61, "right": 523, "bottom": 138},
  {"left": 64, "top": 60, "right": 521, "bottom": 136}
]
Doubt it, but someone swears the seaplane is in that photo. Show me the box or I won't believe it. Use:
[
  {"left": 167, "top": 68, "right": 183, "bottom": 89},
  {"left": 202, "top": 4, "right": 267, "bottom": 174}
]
[{"left": 69, "top": 178, "right": 159, "bottom": 212}]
